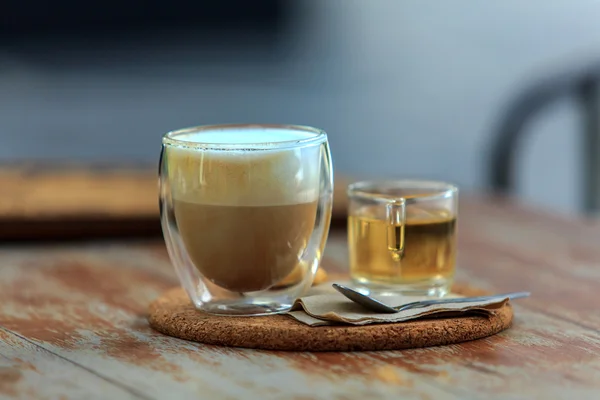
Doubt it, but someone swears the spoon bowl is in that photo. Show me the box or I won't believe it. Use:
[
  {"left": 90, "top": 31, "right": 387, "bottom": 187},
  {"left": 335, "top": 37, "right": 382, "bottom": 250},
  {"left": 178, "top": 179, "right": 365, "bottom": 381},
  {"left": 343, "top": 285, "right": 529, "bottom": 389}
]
[{"left": 332, "top": 283, "right": 530, "bottom": 313}]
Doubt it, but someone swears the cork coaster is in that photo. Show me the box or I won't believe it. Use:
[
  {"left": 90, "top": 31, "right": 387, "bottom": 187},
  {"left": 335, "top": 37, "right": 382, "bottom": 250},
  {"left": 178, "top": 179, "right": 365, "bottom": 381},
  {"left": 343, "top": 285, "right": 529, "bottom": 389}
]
[{"left": 148, "top": 285, "right": 513, "bottom": 352}]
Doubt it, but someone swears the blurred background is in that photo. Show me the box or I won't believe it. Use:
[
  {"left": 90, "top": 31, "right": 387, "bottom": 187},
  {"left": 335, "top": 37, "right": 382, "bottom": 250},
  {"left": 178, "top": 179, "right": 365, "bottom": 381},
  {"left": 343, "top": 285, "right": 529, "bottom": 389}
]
[{"left": 2, "top": 0, "right": 600, "bottom": 215}]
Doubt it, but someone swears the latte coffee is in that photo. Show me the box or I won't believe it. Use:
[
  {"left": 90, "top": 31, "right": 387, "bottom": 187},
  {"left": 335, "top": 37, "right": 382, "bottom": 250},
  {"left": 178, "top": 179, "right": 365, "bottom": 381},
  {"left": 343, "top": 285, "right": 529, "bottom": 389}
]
[{"left": 166, "top": 128, "right": 321, "bottom": 292}]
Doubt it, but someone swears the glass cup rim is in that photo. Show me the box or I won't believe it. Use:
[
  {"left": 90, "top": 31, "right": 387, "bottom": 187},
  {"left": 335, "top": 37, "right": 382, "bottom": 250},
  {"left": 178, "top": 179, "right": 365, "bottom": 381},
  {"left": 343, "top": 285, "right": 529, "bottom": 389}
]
[
  {"left": 162, "top": 123, "right": 327, "bottom": 151},
  {"left": 347, "top": 179, "right": 458, "bottom": 204}
]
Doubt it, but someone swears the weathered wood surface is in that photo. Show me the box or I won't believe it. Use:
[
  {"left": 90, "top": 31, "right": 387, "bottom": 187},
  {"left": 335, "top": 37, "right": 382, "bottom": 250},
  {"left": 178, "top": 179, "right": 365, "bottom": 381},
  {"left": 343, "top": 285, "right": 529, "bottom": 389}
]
[{"left": 1, "top": 196, "right": 600, "bottom": 399}]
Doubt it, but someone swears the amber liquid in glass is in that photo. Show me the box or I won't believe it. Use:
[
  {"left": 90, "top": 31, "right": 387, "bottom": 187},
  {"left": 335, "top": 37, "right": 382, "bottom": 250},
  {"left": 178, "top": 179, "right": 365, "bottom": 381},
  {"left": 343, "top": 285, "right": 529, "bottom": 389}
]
[{"left": 348, "top": 206, "right": 456, "bottom": 287}]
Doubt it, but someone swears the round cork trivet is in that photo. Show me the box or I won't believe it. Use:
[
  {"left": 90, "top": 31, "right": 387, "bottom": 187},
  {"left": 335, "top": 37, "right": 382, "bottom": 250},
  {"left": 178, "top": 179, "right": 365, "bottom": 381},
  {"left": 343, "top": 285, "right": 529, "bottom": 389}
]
[{"left": 148, "top": 285, "right": 513, "bottom": 352}]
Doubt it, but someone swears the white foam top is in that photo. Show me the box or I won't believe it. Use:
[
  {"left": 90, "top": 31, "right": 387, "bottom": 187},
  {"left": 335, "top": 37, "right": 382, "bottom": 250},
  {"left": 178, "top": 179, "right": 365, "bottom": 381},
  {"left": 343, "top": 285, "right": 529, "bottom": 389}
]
[
  {"left": 174, "top": 128, "right": 317, "bottom": 144},
  {"left": 165, "top": 138, "right": 322, "bottom": 206}
]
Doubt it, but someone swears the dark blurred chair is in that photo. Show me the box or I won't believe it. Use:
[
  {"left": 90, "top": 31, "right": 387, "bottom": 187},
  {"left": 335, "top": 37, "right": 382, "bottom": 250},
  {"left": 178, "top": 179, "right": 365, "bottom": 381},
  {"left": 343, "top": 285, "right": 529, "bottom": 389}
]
[{"left": 489, "top": 58, "right": 600, "bottom": 215}]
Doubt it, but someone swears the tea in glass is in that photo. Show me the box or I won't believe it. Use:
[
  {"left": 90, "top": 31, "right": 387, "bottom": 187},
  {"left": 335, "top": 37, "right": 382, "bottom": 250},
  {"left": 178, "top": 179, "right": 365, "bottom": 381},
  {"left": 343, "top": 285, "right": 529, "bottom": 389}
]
[{"left": 347, "top": 181, "right": 458, "bottom": 296}]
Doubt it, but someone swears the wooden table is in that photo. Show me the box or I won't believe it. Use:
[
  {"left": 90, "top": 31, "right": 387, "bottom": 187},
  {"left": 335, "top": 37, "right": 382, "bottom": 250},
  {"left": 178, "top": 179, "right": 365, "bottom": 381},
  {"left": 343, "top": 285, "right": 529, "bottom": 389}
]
[{"left": 1, "top": 196, "right": 599, "bottom": 399}]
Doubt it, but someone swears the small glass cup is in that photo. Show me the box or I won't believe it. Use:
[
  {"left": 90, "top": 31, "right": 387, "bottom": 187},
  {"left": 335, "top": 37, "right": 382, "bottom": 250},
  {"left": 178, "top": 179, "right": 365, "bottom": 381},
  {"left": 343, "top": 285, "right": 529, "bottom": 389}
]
[
  {"left": 347, "top": 180, "right": 458, "bottom": 297},
  {"left": 159, "top": 124, "right": 333, "bottom": 315}
]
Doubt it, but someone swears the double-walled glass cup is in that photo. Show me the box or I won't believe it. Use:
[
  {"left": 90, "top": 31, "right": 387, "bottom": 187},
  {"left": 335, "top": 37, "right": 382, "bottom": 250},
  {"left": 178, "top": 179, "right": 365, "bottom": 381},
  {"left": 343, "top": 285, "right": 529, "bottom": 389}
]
[
  {"left": 347, "top": 180, "right": 458, "bottom": 296},
  {"left": 159, "top": 124, "right": 333, "bottom": 315}
]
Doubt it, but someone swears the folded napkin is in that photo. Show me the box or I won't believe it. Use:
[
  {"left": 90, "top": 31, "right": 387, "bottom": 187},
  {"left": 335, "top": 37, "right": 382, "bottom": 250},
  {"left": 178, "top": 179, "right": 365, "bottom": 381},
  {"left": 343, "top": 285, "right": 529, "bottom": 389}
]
[{"left": 287, "top": 282, "right": 508, "bottom": 326}]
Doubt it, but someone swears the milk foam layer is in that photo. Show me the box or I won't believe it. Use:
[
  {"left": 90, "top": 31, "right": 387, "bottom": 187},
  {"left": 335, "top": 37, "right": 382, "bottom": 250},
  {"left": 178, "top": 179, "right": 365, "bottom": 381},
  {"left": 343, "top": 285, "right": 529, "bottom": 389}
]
[
  {"left": 174, "top": 128, "right": 317, "bottom": 144},
  {"left": 165, "top": 130, "right": 322, "bottom": 206}
]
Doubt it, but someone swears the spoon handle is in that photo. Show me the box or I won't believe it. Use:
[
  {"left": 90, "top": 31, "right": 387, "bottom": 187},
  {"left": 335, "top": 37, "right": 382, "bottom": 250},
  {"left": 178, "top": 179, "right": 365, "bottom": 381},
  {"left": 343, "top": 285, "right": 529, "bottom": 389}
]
[{"left": 397, "top": 291, "right": 531, "bottom": 311}]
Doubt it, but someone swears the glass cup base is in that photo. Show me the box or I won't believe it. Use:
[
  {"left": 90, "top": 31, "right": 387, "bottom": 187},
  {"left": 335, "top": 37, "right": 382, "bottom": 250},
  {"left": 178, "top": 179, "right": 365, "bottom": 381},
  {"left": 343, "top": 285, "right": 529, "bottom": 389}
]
[
  {"left": 350, "top": 277, "right": 453, "bottom": 298},
  {"left": 194, "top": 299, "right": 293, "bottom": 317}
]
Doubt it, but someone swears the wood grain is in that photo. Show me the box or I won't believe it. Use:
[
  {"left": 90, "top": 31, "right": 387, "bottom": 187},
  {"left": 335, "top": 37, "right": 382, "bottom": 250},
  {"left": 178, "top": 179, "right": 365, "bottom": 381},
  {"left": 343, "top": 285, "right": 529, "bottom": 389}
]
[
  {"left": 0, "top": 165, "right": 160, "bottom": 240},
  {"left": 0, "top": 328, "right": 140, "bottom": 400},
  {"left": 0, "top": 196, "right": 599, "bottom": 398}
]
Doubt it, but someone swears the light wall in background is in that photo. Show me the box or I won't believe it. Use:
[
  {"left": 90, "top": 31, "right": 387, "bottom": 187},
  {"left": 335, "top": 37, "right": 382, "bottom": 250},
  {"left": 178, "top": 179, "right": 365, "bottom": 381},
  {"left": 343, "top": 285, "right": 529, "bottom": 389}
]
[{"left": 1, "top": 0, "right": 599, "bottom": 214}]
